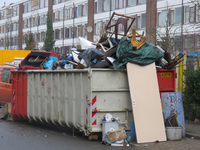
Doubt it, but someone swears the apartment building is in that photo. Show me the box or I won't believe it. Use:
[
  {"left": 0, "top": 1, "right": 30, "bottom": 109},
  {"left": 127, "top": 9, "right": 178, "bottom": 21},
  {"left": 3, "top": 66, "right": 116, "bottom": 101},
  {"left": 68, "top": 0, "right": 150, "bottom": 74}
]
[{"left": 0, "top": 0, "right": 199, "bottom": 54}]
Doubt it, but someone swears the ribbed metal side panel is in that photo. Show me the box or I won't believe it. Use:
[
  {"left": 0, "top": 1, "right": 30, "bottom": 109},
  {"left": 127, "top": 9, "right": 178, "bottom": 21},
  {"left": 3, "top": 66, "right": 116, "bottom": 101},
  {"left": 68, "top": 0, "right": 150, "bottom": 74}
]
[
  {"left": 27, "top": 69, "right": 133, "bottom": 134},
  {"left": 90, "top": 69, "right": 133, "bottom": 132},
  {"left": 27, "top": 70, "right": 90, "bottom": 129}
]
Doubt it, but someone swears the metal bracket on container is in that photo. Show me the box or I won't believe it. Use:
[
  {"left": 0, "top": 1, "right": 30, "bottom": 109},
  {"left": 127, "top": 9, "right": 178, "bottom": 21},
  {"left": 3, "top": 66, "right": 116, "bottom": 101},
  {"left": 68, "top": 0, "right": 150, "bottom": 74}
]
[
  {"left": 87, "top": 68, "right": 92, "bottom": 78},
  {"left": 77, "top": 124, "right": 90, "bottom": 136}
]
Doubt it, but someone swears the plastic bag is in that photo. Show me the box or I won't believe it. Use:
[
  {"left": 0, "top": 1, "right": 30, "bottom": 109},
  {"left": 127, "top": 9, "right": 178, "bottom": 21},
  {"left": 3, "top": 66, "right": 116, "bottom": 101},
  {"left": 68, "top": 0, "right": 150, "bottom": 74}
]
[{"left": 43, "top": 56, "right": 59, "bottom": 70}]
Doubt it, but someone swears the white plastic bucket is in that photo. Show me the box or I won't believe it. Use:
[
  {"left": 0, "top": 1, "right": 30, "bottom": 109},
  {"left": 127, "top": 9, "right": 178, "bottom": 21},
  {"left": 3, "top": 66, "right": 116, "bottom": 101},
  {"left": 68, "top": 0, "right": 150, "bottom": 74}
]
[{"left": 166, "top": 127, "right": 182, "bottom": 141}]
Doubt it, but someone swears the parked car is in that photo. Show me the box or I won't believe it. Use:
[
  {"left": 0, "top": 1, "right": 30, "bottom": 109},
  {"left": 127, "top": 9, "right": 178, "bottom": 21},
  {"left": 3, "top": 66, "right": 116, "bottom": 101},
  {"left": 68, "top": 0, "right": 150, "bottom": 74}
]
[{"left": 0, "top": 65, "right": 16, "bottom": 107}]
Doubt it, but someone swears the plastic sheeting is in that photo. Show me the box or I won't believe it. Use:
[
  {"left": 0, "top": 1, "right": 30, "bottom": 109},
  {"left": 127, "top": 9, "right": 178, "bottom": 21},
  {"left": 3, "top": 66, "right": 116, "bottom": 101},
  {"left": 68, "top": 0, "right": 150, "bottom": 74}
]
[
  {"left": 79, "top": 48, "right": 105, "bottom": 66},
  {"left": 113, "top": 36, "right": 164, "bottom": 70},
  {"left": 79, "top": 37, "right": 96, "bottom": 49},
  {"left": 43, "top": 56, "right": 59, "bottom": 70}
]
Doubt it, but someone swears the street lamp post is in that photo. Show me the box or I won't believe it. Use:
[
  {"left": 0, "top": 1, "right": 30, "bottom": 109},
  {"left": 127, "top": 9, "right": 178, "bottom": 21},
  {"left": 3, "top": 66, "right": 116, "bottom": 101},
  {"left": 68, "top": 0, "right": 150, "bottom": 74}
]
[
  {"left": 73, "top": 3, "right": 75, "bottom": 47},
  {"left": 37, "top": 13, "right": 39, "bottom": 50},
  {"left": 63, "top": 5, "right": 65, "bottom": 54}
]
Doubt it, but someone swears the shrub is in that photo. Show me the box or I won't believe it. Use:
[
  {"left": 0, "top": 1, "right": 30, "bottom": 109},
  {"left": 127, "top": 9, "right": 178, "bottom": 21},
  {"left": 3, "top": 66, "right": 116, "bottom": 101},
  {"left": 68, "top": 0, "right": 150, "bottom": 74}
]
[{"left": 183, "top": 69, "right": 200, "bottom": 120}]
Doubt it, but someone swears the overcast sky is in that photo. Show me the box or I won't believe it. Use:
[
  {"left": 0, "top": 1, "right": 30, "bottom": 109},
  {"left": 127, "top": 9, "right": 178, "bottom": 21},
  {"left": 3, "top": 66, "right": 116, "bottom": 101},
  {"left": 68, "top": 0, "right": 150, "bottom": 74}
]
[{"left": 0, "top": 0, "right": 19, "bottom": 8}]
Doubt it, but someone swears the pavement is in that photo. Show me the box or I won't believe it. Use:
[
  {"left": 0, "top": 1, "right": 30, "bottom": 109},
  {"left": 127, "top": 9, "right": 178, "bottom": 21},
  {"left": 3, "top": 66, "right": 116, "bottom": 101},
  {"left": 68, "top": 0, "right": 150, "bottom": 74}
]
[{"left": 130, "top": 121, "right": 200, "bottom": 150}]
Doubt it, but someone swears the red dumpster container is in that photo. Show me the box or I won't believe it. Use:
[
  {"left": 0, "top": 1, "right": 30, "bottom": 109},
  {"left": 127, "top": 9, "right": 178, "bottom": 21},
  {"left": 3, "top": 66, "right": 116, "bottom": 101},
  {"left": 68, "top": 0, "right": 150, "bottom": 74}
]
[
  {"left": 157, "top": 69, "right": 176, "bottom": 94},
  {"left": 11, "top": 70, "right": 28, "bottom": 119}
]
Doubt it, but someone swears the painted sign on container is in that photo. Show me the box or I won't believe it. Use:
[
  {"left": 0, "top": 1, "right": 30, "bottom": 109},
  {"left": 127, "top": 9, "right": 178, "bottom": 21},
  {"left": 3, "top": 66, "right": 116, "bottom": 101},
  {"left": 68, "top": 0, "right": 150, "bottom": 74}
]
[{"left": 161, "top": 92, "right": 185, "bottom": 138}]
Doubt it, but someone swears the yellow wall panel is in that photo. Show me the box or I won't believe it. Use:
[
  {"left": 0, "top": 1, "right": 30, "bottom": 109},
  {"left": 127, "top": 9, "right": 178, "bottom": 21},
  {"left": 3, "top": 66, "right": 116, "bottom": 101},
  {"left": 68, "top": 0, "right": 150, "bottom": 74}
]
[{"left": 0, "top": 50, "right": 31, "bottom": 66}]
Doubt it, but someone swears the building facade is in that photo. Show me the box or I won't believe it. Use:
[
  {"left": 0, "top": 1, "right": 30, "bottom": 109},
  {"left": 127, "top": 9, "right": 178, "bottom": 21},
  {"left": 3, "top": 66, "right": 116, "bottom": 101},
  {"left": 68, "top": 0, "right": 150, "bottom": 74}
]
[{"left": 0, "top": 0, "right": 199, "bottom": 54}]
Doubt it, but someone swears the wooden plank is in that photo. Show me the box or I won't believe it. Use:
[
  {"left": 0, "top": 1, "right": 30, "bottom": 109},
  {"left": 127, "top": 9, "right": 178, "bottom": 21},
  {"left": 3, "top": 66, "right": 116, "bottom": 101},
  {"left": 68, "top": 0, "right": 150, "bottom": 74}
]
[{"left": 127, "top": 62, "right": 166, "bottom": 143}]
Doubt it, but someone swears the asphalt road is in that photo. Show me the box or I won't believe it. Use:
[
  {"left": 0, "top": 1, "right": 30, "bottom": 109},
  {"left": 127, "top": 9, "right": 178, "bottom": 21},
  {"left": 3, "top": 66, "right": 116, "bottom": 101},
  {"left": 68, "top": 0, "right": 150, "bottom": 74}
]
[{"left": 0, "top": 119, "right": 145, "bottom": 150}]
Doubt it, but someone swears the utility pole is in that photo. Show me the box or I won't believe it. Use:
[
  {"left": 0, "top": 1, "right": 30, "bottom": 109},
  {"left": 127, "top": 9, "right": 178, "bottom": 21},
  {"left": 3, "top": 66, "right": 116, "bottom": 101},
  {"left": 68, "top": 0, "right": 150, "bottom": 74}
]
[
  {"left": 37, "top": 13, "right": 39, "bottom": 50},
  {"left": 181, "top": 0, "right": 183, "bottom": 52},
  {"left": 73, "top": 3, "right": 75, "bottom": 47},
  {"left": 146, "top": 0, "right": 157, "bottom": 44},
  {"left": 63, "top": 5, "right": 65, "bottom": 53},
  {"left": 87, "top": 0, "right": 94, "bottom": 42}
]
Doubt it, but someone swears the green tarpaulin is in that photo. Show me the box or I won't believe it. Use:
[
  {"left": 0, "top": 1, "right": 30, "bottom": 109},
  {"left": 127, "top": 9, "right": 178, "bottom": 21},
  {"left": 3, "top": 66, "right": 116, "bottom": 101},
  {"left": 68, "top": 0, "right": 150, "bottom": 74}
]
[{"left": 113, "top": 36, "right": 164, "bottom": 70}]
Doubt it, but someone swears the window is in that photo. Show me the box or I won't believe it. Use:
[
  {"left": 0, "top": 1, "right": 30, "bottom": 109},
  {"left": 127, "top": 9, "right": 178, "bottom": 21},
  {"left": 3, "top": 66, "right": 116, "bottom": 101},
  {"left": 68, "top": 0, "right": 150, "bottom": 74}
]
[
  {"left": 196, "top": 6, "right": 200, "bottom": 22},
  {"left": 60, "top": 8, "right": 64, "bottom": 21},
  {"left": 68, "top": 27, "right": 71, "bottom": 38},
  {"left": 111, "top": 19, "right": 115, "bottom": 32},
  {"left": 29, "top": 18, "right": 32, "bottom": 27},
  {"left": 118, "top": 23, "right": 124, "bottom": 32},
  {"left": 36, "top": 16, "right": 40, "bottom": 25},
  {"left": 60, "top": 47, "right": 63, "bottom": 54},
  {"left": 170, "top": 10, "right": 174, "bottom": 25},
  {"left": 65, "top": 27, "right": 69, "bottom": 38},
  {"left": 77, "top": 25, "right": 82, "bottom": 37},
  {"left": 190, "top": 35, "right": 194, "bottom": 50},
  {"left": 54, "top": 0, "right": 58, "bottom": 4},
  {"left": 175, "top": 7, "right": 182, "bottom": 24},
  {"left": 175, "top": 35, "right": 182, "bottom": 50},
  {"left": 129, "top": 0, "right": 136, "bottom": 6},
  {"left": 98, "top": 0, "right": 103, "bottom": 13},
  {"left": 24, "top": 19, "right": 27, "bottom": 28},
  {"left": 24, "top": 3, "right": 28, "bottom": 13},
  {"left": 196, "top": 34, "right": 200, "bottom": 49},
  {"left": 66, "top": 8, "right": 70, "bottom": 19},
  {"left": 96, "top": 21, "right": 102, "bottom": 35},
  {"left": 119, "top": 0, "right": 123, "bottom": 8},
  {"left": 78, "top": 5, "right": 82, "bottom": 17},
  {"left": 162, "top": 10, "right": 168, "bottom": 27},
  {"left": 70, "top": 26, "right": 74, "bottom": 38},
  {"left": 141, "top": 13, "right": 146, "bottom": 28},
  {"left": 184, "top": 34, "right": 194, "bottom": 50},
  {"left": 83, "top": 24, "right": 87, "bottom": 37},
  {"left": 1, "top": 11, "right": 5, "bottom": 20},
  {"left": 104, "top": 0, "right": 110, "bottom": 11},
  {"left": 184, "top": 6, "right": 189, "bottom": 24},
  {"left": 190, "top": 7, "right": 195, "bottom": 23},
  {"left": 116, "top": 0, "right": 119, "bottom": 9},
  {"left": 75, "top": 7, "right": 77, "bottom": 18},
  {"left": 158, "top": 12, "right": 161, "bottom": 26},
  {"left": 184, "top": 35, "right": 189, "bottom": 49},
  {"left": 123, "top": 0, "right": 126, "bottom": 7},
  {"left": 28, "top": 1, "right": 31, "bottom": 12},
  {"left": 55, "top": 11, "right": 59, "bottom": 22},
  {"left": 40, "top": 0, "right": 44, "bottom": 8},
  {"left": 55, "top": 29, "right": 60, "bottom": 39},
  {"left": 13, "top": 22, "right": 16, "bottom": 31},
  {"left": 137, "top": 16, "right": 141, "bottom": 28},
  {"left": 45, "top": 0, "right": 48, "bottom": 7},
  {"left": 32, "top": 17, "right": 36, "bottom": 26},
  {"left": 13, "top": 6, "right": 19, "bottom": 16},
  {"left": 40, "top": 15, "right": 44, "bottom": 25},
  {"left": 128, "top": 15, "right": 136, "bottom": 30},
  {"left": 85, "top": 3, "right": 88, "bottom": 15},
  {"left": 138, "top": 0, "right": 146, "bottom": 4},
  {"left": 70, "top": 7, "right": 74, "bottom": 19},
  {"left": 1, "top": 69, "right": 10, "bottom": 83},
  {"left": 111, "top": 0, "right": 115, "bottom": 10},
  {"left": 61, "top": 28, "right": 64, "bottom": 39}
]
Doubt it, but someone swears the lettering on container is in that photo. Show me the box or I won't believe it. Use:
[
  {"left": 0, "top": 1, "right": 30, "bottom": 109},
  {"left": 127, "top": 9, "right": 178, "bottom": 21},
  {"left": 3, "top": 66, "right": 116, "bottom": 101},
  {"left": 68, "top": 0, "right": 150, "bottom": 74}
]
[{"left": 161, "top": 72, "right": 172, "bottom": 77}]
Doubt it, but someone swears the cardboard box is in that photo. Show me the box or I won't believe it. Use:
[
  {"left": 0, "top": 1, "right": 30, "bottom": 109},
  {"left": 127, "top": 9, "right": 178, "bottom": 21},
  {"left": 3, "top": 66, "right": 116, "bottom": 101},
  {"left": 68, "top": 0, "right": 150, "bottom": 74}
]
[{"left": 107, "top": 129, "right": 127, "bottom": 143}]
